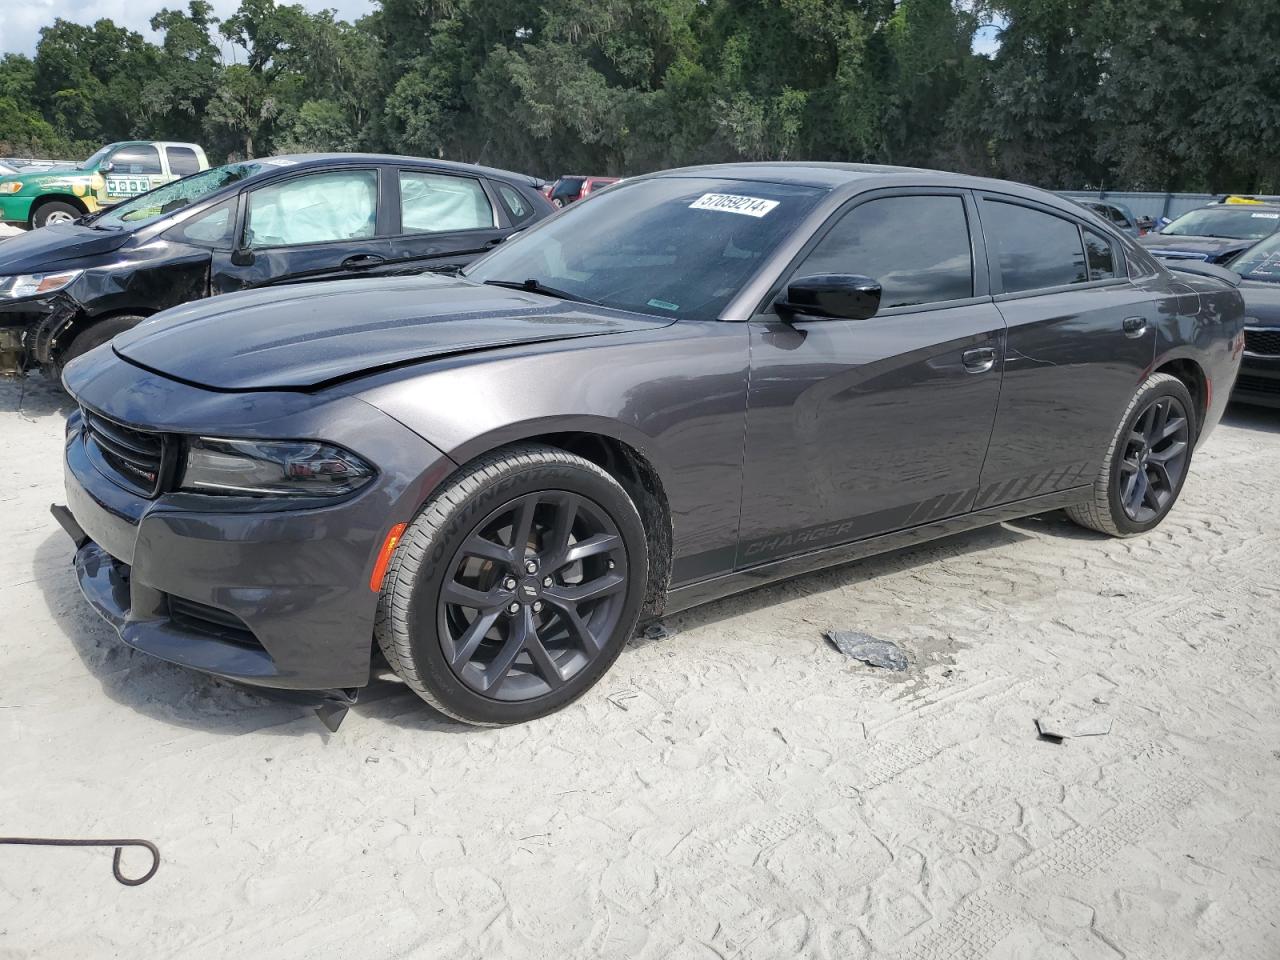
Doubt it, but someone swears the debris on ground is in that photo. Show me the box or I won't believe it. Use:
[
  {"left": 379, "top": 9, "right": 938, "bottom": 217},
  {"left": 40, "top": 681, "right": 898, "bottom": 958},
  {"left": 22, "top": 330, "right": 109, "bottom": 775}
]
[
  {"left": 1035, "top": 715, "right": 1113, "bottom": 743},
  {"left": 638, "top": 622, "right": 675, "bottom": 643},
  {"left": 824, "top": 630, "right": 909, "bottom": 671}
]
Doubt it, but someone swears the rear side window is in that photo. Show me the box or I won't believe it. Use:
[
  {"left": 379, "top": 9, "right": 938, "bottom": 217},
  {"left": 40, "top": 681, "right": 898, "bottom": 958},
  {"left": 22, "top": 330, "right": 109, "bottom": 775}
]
[
  {"left": 109, "top": 145, "right": 162, "bottom": 175},
  {"left": 497, "top": 184, "right": 535, "bottom": 223},
  {"left": 399, "top": 171, "right": 494, "bottom": 233},
  {"left": 166, "top": 146, "right": 201, "bottom": 176},
  {"left": 1083, "top": 228, "right": 1117, "bottom": 280},
  {"left": 982, "top": 200, "right": 1086, "bottom": 293},
  {"left": 796, "top": 194, "right": 974, "bottom": 309}
]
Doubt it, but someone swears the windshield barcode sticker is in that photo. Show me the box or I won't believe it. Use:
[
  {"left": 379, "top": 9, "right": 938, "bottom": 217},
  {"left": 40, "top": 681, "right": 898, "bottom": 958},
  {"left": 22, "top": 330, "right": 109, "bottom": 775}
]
[{"left": 689, "top": 193, "right": 779, "bottom": 217}]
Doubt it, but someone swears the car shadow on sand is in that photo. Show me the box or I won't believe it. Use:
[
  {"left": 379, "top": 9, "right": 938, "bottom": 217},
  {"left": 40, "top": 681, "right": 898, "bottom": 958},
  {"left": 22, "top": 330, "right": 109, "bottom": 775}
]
[
  {"left": 654, "top": 519, "right": 1046, "bottom": 637},
  {"left": 1, "top": 376, "right": 74, "bottom": 419},
  {"left": 31, "top": 506, "right": 1096, "bottom": 735},
  {"left": 1223, "top": 401, "right": 1280, "bottom": 434}
]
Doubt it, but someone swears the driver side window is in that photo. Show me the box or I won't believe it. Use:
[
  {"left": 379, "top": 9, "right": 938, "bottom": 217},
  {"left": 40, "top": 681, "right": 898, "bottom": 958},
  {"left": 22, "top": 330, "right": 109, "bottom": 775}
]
[
  {"left": 796, "top": 195, "right": 975, "bottom": 310},
  {"left": 244, "top": 170, "right": 379, "bottom": 249}
]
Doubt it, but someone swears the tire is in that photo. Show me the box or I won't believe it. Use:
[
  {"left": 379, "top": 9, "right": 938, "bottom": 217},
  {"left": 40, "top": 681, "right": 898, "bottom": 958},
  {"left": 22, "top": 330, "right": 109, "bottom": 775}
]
[
  {"left": 31, "top": 201, "right": 82, "bottom": 229},
  {"left": 60, "top": 315, "right": 146, "bottom": 367},
  {"left": 375, "top": 444, "right": 648, "bottom": 725},
  {"left": 1066, "top": 373, "right": 1197, "bottom": 537}
]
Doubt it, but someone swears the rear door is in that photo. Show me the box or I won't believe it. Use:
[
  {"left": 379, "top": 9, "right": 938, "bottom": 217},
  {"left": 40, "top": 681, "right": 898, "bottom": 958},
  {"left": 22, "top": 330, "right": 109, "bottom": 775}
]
[
  {"left": 209, "top": 165, "right": 394, "bottom": 293},
  {"left": 737, "top": 189, "right": 1007, "bottom": 567},
  {"left": 972, "top": 195, "right": 1159, "bottom": 507},
  {"left": 380, "top": 167, "right": 508, "bottom": 275}
]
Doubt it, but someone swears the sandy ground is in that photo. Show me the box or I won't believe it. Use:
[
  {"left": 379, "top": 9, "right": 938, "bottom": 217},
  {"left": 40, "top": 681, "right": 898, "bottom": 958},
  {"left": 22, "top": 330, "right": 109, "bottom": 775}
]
[
  {"left": 0, "top": 225, "right": 22, "bottom": 240},
  {"left": 1, "top": 374, "right": 1278, "bottom": 960}
]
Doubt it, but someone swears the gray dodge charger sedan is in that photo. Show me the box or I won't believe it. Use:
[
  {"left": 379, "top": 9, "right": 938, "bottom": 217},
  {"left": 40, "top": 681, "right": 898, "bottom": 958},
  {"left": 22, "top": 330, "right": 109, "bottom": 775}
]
[{"left": 54, "top": 163, "right": 1245, "bottom": 725}]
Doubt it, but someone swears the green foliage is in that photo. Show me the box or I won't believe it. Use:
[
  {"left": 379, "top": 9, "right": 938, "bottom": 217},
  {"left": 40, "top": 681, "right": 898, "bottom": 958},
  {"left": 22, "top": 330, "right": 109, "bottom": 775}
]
[{"left": 2, "top": 0, "right": 1277, "bottom": 193}]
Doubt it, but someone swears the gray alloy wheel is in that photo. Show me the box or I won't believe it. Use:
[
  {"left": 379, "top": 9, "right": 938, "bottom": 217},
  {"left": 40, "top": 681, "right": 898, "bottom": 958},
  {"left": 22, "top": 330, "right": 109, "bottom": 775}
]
[
  {"left": 32, "top": 201, "right": 81, "bottom": 229},
  {"left": 1066, "top": 373, "right": 1197, "bottom": 536},
  {"left": 375, "top": 444, "right": 648, "bottom": 725}
]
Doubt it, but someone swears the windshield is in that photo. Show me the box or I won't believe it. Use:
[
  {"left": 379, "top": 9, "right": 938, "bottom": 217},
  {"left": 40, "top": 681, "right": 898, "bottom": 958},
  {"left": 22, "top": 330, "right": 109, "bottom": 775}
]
[
  {"left": 79, "top": 145, "right": 114, "bottom": 171},
  {"left": 93, "top": 162, "right": 261, "bottom": 230},
  {"left": 1161, "top": 206, "right": 1280, "bottom": 240},
  {"left": 466, "top": 177, "right": 827, "bottom": 321},
  {"left": 1231, "top": 235, "right": 1280, "bottom": 282}
]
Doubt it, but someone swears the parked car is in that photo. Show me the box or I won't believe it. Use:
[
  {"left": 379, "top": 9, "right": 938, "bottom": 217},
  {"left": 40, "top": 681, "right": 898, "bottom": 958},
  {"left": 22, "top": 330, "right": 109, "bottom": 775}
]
[
  {"left": 54, "top": 163, "right": 1243, "bottom": 726},
  {"left": 1075, "top": 199, "right": 1145, "bottom": 237},
  {"left": 547, "top": 175, "right": 620, "bottom": 207},
  {"left": 0, "top": 153, "right": 553, "bottom": 379},
  {"left": 1140, "top": 201, "right": 1280, "bottom": 263},
  {"left": 0, "top": 141, "right": 210, "bottom": 230},
  {"left": 1226, "top": 234, "right": 1280, "bottom": 406}
]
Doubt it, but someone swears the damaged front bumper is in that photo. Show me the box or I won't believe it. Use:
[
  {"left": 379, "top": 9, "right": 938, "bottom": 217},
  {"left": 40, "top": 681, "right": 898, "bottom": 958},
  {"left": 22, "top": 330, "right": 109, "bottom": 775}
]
[{"left": 0, "top": 293, "right": 80, "bottom": 377}]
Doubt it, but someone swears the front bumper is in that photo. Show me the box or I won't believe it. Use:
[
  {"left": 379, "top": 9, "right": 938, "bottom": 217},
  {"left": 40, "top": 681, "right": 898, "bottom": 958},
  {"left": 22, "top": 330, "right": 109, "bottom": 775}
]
[
  {"left": 0, "top": 194, "right": 34, "bottom": 226},
  {"left": 58, "top": 359, "right": 456, "bottom": 693},
  {"left": 0, "top": 295, "right": 74, "bottom": 376}
]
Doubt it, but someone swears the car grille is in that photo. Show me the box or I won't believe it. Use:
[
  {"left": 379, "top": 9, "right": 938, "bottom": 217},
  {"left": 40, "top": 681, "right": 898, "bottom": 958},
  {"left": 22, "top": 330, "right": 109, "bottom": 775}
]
[
  {"left": 168, "top": 595, "right": 261, "bottom": 647},
  {"left": 1235, "top": 374, "right": 1280, "bottom": 396},
  {"left": 1244, "top": 329, "right": 1280, "bottom": 357},
  {"left": 82, "top": 408, "right": 168, "bottom": 497}
]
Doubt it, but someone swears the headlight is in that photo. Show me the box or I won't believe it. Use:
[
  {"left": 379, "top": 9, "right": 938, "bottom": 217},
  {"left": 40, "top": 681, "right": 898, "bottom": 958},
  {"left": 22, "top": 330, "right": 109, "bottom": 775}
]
[
  {"left": 0, "top": 182, "right": 21, "bottom": 194},
  {"left": 180, "top": 438, "right": 376, "bottom": 497},
  {"left": 0, "top": 270, "right": 83, "bottom": 299}
]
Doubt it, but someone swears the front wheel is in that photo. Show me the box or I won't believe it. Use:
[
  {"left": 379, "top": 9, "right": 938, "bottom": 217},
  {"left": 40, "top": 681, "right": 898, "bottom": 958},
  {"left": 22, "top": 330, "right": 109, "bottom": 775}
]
[
  {"left": 32, "top": 201, "right": 82, "bottom": 229},
  {"left": 375, "top": 444, "right": 648, "bottom": 724},
  {"left": 1066, "top": 373, "right": 1196, "bottom": 537}
]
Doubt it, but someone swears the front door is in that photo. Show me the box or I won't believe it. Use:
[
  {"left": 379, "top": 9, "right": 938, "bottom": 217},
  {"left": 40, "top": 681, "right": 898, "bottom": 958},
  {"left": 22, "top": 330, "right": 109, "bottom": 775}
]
[
  {"left": 210, "top": 166, "right": 393, "bottom": 294},
  {"left": 970, "top": 195, "right": 1159, "bottom": 508},
  {"left": 737, "top": 190, "right": 1006, "bottom": 568}
]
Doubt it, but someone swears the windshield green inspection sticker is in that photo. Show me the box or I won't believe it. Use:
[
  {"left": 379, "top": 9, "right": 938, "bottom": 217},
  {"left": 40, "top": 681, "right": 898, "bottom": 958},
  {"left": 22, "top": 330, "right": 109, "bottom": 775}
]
[
  {"left": 689, "top": 193, "right": 779, "bottom": 217},
  {"left": 647, "top": 298, "right": 680, "bottom": 311}
]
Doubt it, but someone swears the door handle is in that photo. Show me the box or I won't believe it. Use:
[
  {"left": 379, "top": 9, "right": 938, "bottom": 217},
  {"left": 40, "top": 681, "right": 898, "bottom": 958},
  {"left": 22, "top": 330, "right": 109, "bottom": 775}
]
[
  {"left": 342, "top": 253, "right": 386, "bottom": 268},
  {"left": 962, "top": 346, "right": 997, "bottom": 374},
  {"left": 1123, "top": 316, "right": 1148, "bottom": 338}
]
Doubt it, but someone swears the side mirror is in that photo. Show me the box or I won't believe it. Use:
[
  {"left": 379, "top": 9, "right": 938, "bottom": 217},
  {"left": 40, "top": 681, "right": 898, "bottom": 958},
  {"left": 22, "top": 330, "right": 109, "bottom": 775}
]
[
  {"left": 777, "top": 274, "right": 882, "bottom": 321},
  {"left": 230, "top": 248, "right": 255, "bottom": 267},
  {"left": 99, "top": 160, "right": 115, "bottom": 174}
]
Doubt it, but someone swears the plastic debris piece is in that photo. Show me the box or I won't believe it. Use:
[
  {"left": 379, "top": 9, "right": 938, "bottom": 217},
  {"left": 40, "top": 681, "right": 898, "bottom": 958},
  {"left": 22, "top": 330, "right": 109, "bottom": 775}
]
[
  {"left": 641, "top": 622, "right": 673, "bottom": 642},
  {"left": 1036, "top": 715, "right": 1113, "bottom": 743},
  {"left": 824, "top": 630, "right": 908, "bottom": 671}
]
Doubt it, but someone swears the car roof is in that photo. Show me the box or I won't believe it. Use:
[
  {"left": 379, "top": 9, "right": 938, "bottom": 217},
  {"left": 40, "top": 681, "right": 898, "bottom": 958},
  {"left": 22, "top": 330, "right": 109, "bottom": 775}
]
[{"left": 252, "top": 153, "right": 541, "bottom": 187}]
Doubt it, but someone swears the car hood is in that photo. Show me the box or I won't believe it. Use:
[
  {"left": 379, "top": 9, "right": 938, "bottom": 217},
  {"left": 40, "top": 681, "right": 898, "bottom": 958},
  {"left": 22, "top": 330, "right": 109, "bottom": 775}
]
[
  {"left": 112, "top": 274, "right": 676, "bottom": 391},
  {"left": 0, "top": 221, "right": 131, "bottom": 272},
  {"left": 1239, "top": 278, "right": 1280, "bottom": 325},
  {"left": 1139, "top": 233, "right": 1254, "bottom": 262}
]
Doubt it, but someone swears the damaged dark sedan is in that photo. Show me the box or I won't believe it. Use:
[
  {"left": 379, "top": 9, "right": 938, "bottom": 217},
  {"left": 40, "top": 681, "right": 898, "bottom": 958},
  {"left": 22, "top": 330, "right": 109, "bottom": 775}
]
[
  {"left": 55, "top": 163, "right": 1244, "bottom": 726},
  {"left": 0, "top": 154, "right": 551, "bottom": 378}
]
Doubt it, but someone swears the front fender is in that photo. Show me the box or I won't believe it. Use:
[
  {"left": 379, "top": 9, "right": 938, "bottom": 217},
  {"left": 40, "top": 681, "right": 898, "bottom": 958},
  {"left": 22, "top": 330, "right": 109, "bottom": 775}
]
[{"left": 350, "top": 321, "right": 751, "bottom": 585}]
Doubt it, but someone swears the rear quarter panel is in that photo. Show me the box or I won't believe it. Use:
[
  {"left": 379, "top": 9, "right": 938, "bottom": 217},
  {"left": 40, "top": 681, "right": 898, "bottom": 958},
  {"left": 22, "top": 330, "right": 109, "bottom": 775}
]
[{"left": 1154, "top": 273, "right": 1245, "bottom": 442}]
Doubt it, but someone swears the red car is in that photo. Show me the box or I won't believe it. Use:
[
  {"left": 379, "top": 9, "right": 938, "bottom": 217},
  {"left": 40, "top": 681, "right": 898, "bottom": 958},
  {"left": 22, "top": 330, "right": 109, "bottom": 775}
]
[{"left": 545, "top": 175, "right": 620, "bottom": 207}]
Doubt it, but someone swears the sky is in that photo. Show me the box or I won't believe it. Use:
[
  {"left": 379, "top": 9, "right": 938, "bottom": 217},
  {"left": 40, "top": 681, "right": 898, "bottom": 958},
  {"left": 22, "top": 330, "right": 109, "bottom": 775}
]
[
  {"left": 2, "top": 0, "right": 1005, "bottom": 59},
  {"left": 0, "top": 0, "right": 377, "bottom": 57}
]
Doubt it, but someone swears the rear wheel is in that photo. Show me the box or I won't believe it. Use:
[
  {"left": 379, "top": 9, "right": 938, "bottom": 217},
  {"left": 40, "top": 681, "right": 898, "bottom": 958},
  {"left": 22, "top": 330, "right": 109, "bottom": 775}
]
[
  {"left": 31, "top": 201, "right": 82, "bottom": 229},
  {"left": 1066, "top": 373, "right": 1196, "bottom": 536},
  {"left": 375, "top": 444, "right": 648, "bottom": 724}
]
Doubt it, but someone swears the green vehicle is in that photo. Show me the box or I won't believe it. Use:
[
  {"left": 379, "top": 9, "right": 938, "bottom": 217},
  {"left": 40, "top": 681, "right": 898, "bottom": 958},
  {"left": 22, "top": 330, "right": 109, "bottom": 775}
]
[{"left": 0, "top": 141, "right": 209, "bottom": 229}]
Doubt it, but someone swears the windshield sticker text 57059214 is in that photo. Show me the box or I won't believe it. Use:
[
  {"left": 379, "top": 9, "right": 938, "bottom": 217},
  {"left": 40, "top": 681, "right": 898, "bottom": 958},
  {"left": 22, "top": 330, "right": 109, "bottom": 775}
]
[{"left": 689, "top": 193, "right": 779, "bottom": 217}]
